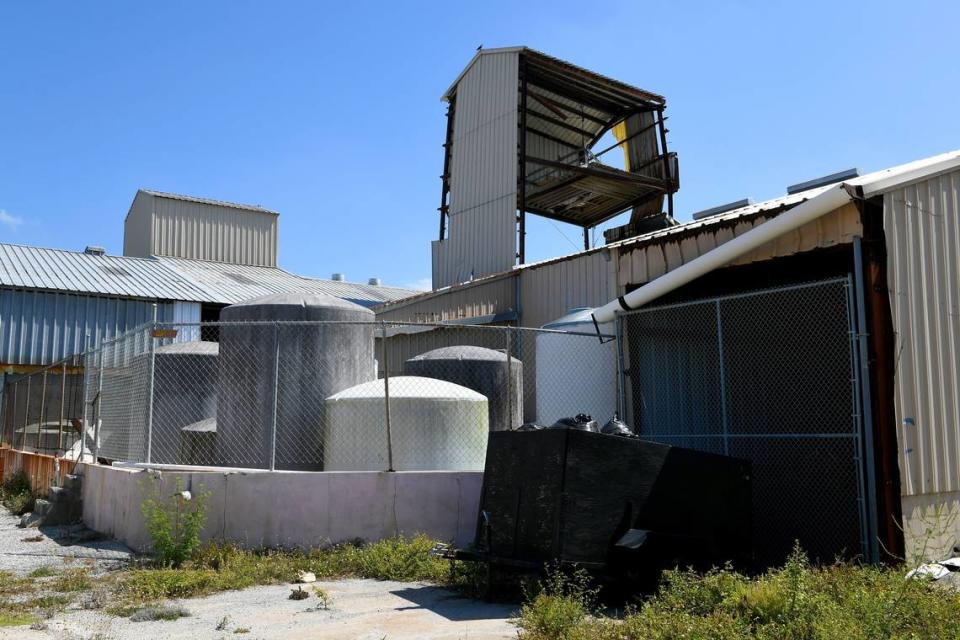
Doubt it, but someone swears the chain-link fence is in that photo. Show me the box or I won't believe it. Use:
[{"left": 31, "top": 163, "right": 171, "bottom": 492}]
[
  {"left": 13, "top": 320, "right": 616, "bottom": 473},
  {"left": 1, "top": 353, "right": 89, "bottom": 457},
  {"left": 620, "top": 277, "right": 870, "bottom": 566}
]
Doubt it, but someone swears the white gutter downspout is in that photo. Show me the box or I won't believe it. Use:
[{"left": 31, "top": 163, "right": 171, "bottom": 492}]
[{"left": 592, "top": 183, "right": 856, "bottom": 326}]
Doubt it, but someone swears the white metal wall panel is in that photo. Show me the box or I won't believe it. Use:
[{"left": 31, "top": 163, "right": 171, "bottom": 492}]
[
  {"left": 151, "top": 196, "right": 278, "bottom": 267},
  {"left": 0, "top": 289, "right": 194, "bottom": 365},
  {"left": 883, "top": 169, "right": 960, "bottom": 497},
  {"left": 435, "top": 50, "right": 518, "bottom": 288}
]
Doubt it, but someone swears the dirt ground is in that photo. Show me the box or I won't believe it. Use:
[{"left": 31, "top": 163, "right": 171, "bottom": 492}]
[{"left": 0, "top": 513, "right": 518, "bottom": 640}]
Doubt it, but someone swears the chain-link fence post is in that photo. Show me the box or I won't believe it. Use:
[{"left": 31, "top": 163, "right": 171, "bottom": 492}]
[
  {"left": 80, "top": 334, "right": 91, "bottom": 462},
  {"left": 380, "top": 321, "right": 394, "bottom": 472},
  {"left": 37, "top": 370, "right": 47, "bottom": 454},
  {"left": 145, "top": 305, "right": 158, "bottom": 464},
  {"left": 22, "top": 375, "right": 31, "bottom": 451},
  {"left": 57, "top": 361, "right": 67, "bottom": 452},
  {"left": 269, "top": 321, "right": 280, "bottom": 472},
  {"left": 715, "top": 300, "right": 730, "bottom": 456},
  {"left": 92, "top": 346, "right": 105, "bottom": 463},
  {"left": 505, "top": 328, "right": 513, "bottom": 428}
]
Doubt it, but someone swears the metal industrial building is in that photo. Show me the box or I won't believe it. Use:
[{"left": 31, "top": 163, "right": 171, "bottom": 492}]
[
  {"left": 0, "top": 189, "right": 414, "bottom": 371},
  {"left": 375, "top": 47, "right": 960, "bottom": 562}
]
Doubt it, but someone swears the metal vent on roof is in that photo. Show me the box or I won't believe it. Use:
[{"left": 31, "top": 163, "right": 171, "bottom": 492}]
[
  {"left": 786, "top": 168, "right": 860, "bottom": 195},
  {"left": 331, "top": 273, "right": 345, "bottom": 282},
  {"left": 84, "top": 245, "right": 106, "bottom": 256},
  {"left": 692, "top": 198, "right": 754, "bottom": 221},
  {"left": 368, "top": 278, "right": 382, "bottom": 286}
]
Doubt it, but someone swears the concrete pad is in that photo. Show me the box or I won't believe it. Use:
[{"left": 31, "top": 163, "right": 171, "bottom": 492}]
[{"left": 8, "top": 580, "right": 517, "bottom": 640}]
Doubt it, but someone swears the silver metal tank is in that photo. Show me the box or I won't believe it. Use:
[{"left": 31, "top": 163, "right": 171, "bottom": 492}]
[
  {"left": 216, "top": 292, "right": 375, "bottom": 470},
  {"left": 403, "top": 345, "right": 523, "bottom": 431}
]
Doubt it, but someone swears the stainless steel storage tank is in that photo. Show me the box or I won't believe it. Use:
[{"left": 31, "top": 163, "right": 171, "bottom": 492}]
[
  {"left": 216, "top": 292, "right": 375, "bottom": 470},
  {"left": 150, "top": 341, "right": 218, "bottom": 464},
  {"left": 403, "top": 345, "right": 522, "bottom": 431}
]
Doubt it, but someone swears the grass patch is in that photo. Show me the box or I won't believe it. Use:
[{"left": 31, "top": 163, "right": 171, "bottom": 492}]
[
  {"left": 27, "top": 566, "right": 56, "bottom": 579},
  {"left": 129, "top": 605, "right": 190, "bottom": 622},
  {"left": 0, "top": 610, "right": 36, "bottom": 627},
  {"left": 52, "top": 568, "right": 92, "bottom": 592},
  {"left": 0, "top": 570, "right": 35, "bottom": 596},
  {"left": 0, "top": 471, "right": 35, "bottom": 516},
  {"left": 515, "top": 547, "right": 960, "bottom": 639},
  {"left": 117, "top": 534, "right": 450, "bottom": 606}
]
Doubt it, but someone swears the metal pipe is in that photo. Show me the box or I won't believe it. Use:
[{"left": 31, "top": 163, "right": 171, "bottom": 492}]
[
  {"left": 58, "top": 361, "right": 66, "bottom": 452},
  {"left": 22, "top": 376, "right": 30, "bottom": 450},
  {"left": 93, "top": 347, "right": 105, "bottom": 462},
  {"left": 269, "top": 321, "right": 280, "bottom": 471},
  {"left": 381, "top": 322, "right": 394, "bottom": 472},
  {"left": 144, "top": 305, "right": 158, "bottom": 464},
  {"left": 505, "top": 329, "right": 513, "bottom": 429},
  {"left": 37, "top": 371, "right": 47, "bottom": 453},
  {"left": 592, "top": 184, "right": 854, "bottom": 324},
  {"left": 853, "top": 236, "right": 880, "bottom": 563}
]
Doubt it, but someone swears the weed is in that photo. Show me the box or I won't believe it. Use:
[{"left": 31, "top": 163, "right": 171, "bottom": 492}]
[
  {"left": 22, "top": 535, "right": 43, "bottom": 543},
  {"left": 129, "top": 605, "right": 190, "bottom": 622},
  {"left": 514, "top": 545, "right": 960, "bottom": 639},
  {"left": 53, "top": 568, "right": 92, "bottom": 592},
  {"left": 289, "top": 586, "right": 309, "bottom": 600},
  {"left": 312, "top": 586, "right": 331, "bottom": 609},
  {"left": 27, "top": 566, "right": 55, "bottom": 578},
  {"left": 141, "top": 477, "right": 209, "bottom": 568},
  {"left": 0, "top": 570, "right": 34, "bottom": 596},
  {"left": 234, "top": 628, "right": 250, "bottom": 634},
  {"left": 0, "top": 471, "right": 35, "bottom": 515},
  {"left": 515, "top": 565, "right": 598, "bottom": 640},
  {"left": 216, "top": 615, "right": 231, "bottom": 630}
]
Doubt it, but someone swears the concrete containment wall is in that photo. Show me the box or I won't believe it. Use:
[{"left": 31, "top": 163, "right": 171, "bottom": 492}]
[{"left": 79, "top": 463, "right": 482, "bottom": 552}]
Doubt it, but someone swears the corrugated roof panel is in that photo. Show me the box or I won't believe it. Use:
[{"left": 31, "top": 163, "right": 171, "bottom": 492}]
[
  {"left": 0, "top": 244, "right": 417, "bottom": 308},
  {"left": 0, "top": 244, "right": 212, "bottom": 302}
]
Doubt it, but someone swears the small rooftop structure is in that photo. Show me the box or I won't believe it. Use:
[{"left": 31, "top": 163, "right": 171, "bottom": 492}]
[{"left": 433, "top": 47, "right": 678, "bottom": 289}]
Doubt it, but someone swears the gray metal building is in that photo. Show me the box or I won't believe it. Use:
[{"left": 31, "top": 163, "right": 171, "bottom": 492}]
[{"left": 1, "top": 190, "right": 415, "bottom": 371}]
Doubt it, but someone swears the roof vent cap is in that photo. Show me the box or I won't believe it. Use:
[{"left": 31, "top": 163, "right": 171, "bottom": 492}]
[
  {"left": 331, "top": 273, "right": 345, "bottom": 282},
  {"left": 692, "top": 198, "right": 754, "bottom": 221},
  {"left": 787, "top": 168, "right": 860, "bottom": 195},
  {"left": 84, "top": 245, "right": 106, "bottom": 256},
  {"left": 368, "top": 277, "right": 382, "bottom": 286}
]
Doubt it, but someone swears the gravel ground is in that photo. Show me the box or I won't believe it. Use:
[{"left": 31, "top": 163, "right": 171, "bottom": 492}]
[
  {"left": 0, "top": 512, "right": 133, "bottom": 577},
  {"left": 0, "top": 512, "right": 518, "bottom": 639}
]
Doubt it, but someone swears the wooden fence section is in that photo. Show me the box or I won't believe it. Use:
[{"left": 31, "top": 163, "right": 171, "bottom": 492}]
[{"left": 0, "top": 448, "right": 76, "bottom": 498}]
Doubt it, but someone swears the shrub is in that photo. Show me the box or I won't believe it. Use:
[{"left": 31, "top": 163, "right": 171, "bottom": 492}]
[
  {"left": 515, "top": 566, "right": 598, "bottom": 640},
  {"left": 0, "top": 471, "right": 35, "bottom": 515},
  {"left": 140, "top": 477, "right": 208, "bottom": 568}
]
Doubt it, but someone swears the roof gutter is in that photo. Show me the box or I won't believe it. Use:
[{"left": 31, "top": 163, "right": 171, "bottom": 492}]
[{"left": 591, "top": 183, "right": 856, "bottom": 325}]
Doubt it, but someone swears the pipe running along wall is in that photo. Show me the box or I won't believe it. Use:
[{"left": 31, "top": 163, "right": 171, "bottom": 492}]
[{"left": 591, "top": 184, "right": 855, "bottom": 325}]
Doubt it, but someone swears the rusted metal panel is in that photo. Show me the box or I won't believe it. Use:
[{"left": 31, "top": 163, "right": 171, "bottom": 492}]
[
  {"left": 882, "top": 169, "right": 960, "bottom": 497},
  {"left": 0, "top": 448, "right": 76, "bottom": 498}
]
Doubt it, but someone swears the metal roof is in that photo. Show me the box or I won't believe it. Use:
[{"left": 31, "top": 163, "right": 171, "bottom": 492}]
[
  {"left": 144, "top": 257, "right": 416, "bottom": 308},
  {"left": 0, "top": 243, "right": 211, "bottom": 302},
  {"left": 139, "top": 189, "right": 279, "bottom": 215},
  {"left": 0, "top": 243, "right": 416, "bottom": 308}
]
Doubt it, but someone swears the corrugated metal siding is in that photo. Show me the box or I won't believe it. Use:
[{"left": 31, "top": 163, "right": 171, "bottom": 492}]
[
  {"left": 0, "top": 289, "right": 199, "bottom": 365},
  {"left": 434, "top": 50, "right": 518, "bottom": 288},
  {"left": 884, "top": 169, "right": 960, "bottom": 497},
  {"left": 151, "top": 195, "right": 278, "bottom": 267},
  {"left": 376, "top": 275, "right": 515, "bottom": 323},
  {"left": 521, "top": 250, "right": 618, "bottom": 327},
  {"left": 617, "top": 203, "right": 862, "bottom": 286},
  {"left": 123, "top": 190, "right": 153, "bottom": 259}
]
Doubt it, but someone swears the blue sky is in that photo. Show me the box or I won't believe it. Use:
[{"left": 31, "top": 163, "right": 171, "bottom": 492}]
[{"left": 1, "top": 1, "right": 957, "bottom": 291}]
